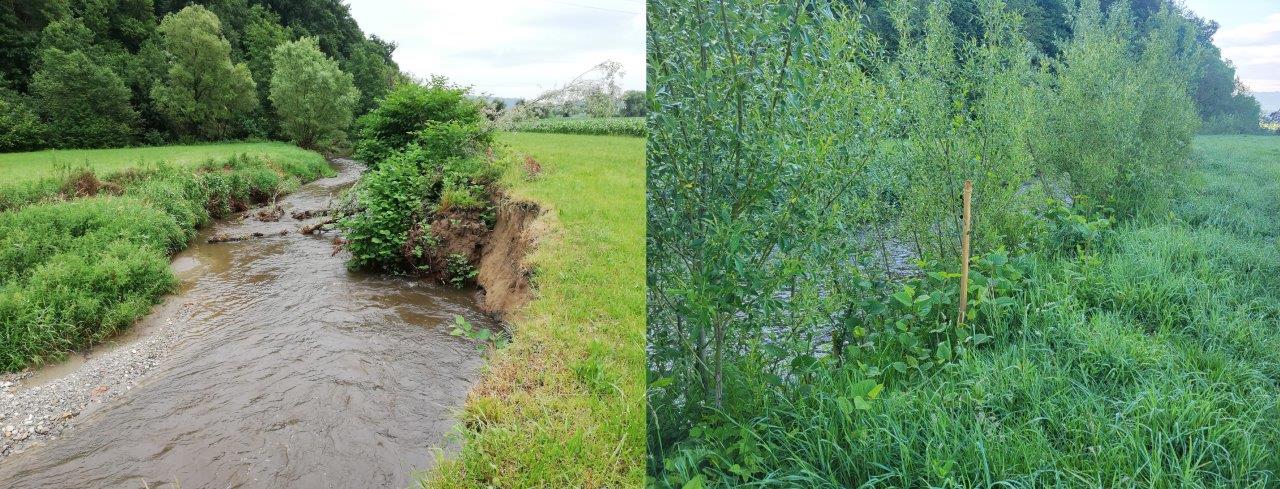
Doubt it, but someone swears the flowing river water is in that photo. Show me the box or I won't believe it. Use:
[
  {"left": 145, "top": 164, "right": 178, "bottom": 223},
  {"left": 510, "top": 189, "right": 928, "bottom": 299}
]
[{"left": 0, "top": 159, "right": 497, "bottom": 488}]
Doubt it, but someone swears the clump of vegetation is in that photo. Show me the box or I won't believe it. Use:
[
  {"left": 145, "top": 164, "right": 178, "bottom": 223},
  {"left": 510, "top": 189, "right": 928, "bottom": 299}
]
[
  {"left": 510, "top": 116, "right": 645, "bottom": 137},
  {"left": 352, "top": 78, "right": 488, "bottom": 165},
  {"left": 150, "top": 5, "right": 258, "bottom": 141},
  {"left": 647, "top": 0, "right": 1269, "bottom": 485},
  {"left": 340, "top": 77, "right": 499, "bottom": 286},
  {"left": 0, "top": 153, "right": 332, "bottom": 372}
]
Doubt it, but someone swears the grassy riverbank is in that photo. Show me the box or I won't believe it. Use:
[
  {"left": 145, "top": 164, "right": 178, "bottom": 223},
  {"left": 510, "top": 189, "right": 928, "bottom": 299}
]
[
  {"left": 425, "top": 132, "right": 645, "bottom": 487},
  {"left": 0, "top": 144, "right": 330, "bottom": 372}
]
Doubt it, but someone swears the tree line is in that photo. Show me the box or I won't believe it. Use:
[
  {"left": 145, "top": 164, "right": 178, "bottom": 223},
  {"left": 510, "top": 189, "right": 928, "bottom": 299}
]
[
  {"left": 0, "top": 0, "right": 399, "bottom": 151},
  {"left": 847, "top": 0, "right": 1266, "bottom": 133}
]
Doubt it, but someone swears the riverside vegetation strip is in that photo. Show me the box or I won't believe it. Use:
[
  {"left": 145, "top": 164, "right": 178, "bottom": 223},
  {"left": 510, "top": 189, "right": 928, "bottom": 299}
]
[
  {"left": 425, "top": 132, "right": 645, "bottom": 487},
  {"left": 647, "top": 0, "right": 1280, "bottom": 486},
  {"left": 0, "top": 146, "right": 331, "bottom": 372}
]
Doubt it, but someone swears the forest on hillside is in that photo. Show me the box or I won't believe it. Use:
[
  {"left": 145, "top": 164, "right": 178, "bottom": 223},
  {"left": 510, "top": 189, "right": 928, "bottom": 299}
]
[{"left": 0, "top": 0, "right": 400, "bottom": 151}]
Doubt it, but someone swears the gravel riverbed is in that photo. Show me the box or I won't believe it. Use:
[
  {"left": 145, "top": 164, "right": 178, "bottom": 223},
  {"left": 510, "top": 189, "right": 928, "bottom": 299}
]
[{"left": 0, "top": 305, "right": 192, "bottom": 460}]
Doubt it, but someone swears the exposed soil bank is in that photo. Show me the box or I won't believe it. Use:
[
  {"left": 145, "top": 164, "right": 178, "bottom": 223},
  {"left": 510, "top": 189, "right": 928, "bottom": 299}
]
[
  {"left": 474, "top": 197, "right": 546, "bottom": 319},
  {"left": 0, "top": 158, "right": 499, "bottom": 488}
]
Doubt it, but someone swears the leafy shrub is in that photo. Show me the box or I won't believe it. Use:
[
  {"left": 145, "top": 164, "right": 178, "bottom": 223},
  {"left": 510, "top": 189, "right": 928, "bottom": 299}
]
[
  {"left": 353, "top": 78, "right": 486, "bottom": 165},
  {"left": 338, "top": 149, "right": 436, "bottom": 270},
  {"left": 1037, "top": 0, "right": 1199, "bottom": 218},
  {"left": 0, "top": 91, "right": 45, "bottom": 152},
  {"left": 415, "top": 119, "right": 493, "bottom": 162},
  {"left": 511, "top": 117, "right": 645, "bottom": 137}
]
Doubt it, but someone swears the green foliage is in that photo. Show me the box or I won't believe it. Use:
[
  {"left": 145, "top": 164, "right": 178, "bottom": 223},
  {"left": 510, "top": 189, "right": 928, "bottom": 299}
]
[
  {"left": 30, "top": 47, "right": 138, "bottom": 148},
  {"left": 342, "top": 36, "right": 398, "bottom": 114},
  {"left": 338, "top": 148, "right": 435, "bottom": 270},
  {"left": 353, "top": 78, "right": 486, "bottom": 164},
  {"left": 511, "top": 117, "right": 645, "bottom": 137},
  {"left": 150, "top": 5, "right": 257, "bottom": 140},
  {"left": 268, "top": 37, "right": 359, "bottom": 149},
  {"left": 1037, "top": 0, "right": 1199, "bottom": 218},
  {"left": 648, "top": 0, "right": 1244, "bottom": 485},
  {"left": 444, "top": 253, "right": 477, "bottom": 288},
  {"left": 0, "top": 89, "right": 45, "bottom": 152},
  {"left": 0, "top": 152, "right": 331, "bottom": 372},
  {"left": 621, "top": 90, "right": 646, "bottom": 117},
  {"left": 449, "top": 314, "right": 508, "bottom": 350},
  {"left": 414, "top": 119, "right": 493, "bottom": 162}
]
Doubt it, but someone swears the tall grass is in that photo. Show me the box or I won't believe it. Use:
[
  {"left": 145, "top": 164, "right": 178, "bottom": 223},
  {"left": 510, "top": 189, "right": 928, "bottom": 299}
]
[{"left": 0, "top": 152, "right": 332, "bottom": 372}]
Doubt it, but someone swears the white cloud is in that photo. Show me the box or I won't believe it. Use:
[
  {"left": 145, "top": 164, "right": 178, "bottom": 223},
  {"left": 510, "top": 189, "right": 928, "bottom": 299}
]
[
  {"left": 346, "top": 0, "right": 646, "bottom": 98},
  {"left": 1213, "top": 12, "right": 1280, "bottom": 92}
]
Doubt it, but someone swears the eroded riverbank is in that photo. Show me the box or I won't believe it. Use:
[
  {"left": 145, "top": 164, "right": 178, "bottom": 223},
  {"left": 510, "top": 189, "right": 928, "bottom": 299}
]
[{"left": 0, "top": 158, "right": 499, "bottom": 488}]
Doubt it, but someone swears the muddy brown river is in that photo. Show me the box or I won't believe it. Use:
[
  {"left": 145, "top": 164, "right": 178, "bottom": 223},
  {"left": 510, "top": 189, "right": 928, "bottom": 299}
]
[{"left": 0, "top": 159, "right": 496, "bottom": 488}]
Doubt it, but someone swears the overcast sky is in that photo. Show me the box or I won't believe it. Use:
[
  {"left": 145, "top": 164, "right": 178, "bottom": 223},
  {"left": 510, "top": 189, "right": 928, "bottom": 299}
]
[
  {"left": 346, "top": 0, "right": 645, "bottom": 99},
  {"left": 1182, "top": 0, "right": 1280, "bottom": 93}
]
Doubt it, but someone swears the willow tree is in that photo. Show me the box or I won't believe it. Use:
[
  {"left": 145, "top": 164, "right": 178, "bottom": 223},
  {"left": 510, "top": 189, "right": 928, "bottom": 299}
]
[
  {"left": 269, "top": 37, "right": 359, "bottom": 149},
  {"left": 151, "top": 5, "right": 256, "bottom": 140}
]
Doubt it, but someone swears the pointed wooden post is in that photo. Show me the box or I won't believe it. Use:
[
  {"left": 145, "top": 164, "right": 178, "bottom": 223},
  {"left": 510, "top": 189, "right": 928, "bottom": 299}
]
[{"left": 957, "top": 180, "right": 972, "bottom": 329}]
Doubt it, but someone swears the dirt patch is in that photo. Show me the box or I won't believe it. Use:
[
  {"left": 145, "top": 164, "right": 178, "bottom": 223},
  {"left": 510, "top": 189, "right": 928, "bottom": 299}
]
[
  {"left": 474, "top": 198, "right": 546, "bottom": 319},
  {"left": 60, "top": 171, "right": 122, "bottom": 199}
]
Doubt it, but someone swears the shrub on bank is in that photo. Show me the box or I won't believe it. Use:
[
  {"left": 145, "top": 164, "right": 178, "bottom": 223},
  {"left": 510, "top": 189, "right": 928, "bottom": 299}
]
[
  {"left": 353, "top": 79, "right": 487, "bottom": 165},
  {"left": 0, "top": 154, "right": 331, "bottom": 372},
  {"left": 341, "top": 76, "right": 501, "bottom": 285}
]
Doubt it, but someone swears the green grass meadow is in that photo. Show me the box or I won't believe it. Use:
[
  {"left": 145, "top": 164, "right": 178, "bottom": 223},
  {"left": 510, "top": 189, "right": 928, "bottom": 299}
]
[{"left": 425, "top": 132, "right": 645, "bottom": 487}]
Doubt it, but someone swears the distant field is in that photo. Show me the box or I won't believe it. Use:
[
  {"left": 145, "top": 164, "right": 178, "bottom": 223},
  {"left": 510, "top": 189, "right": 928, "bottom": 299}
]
[
  {"left": 510, "top": 117, "right": 645, "bottom": 137},
  {"left": 0, "top": 142, "right": 320, "bottom": 183}
]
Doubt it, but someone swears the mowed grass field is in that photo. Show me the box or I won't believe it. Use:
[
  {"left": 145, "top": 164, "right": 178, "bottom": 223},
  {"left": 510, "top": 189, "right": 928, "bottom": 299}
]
[
  {"left": 0, "top": 142, "right": 319, "bottom": 183},
  {"left": 426, "top": 132, "right": 645, "bottom": 487}
]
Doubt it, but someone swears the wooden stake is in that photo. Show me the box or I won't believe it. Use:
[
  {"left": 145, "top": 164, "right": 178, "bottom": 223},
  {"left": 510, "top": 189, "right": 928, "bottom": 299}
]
[{"left": 957, "top": 180, "right": 972, "bottom": 329}]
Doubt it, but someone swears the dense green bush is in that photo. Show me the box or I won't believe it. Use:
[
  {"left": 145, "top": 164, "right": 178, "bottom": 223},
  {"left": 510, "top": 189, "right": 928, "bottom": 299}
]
[
  {"left": 0, "top": 154, "right": 331, "bottom": 372},
  {"left": 342, "top": 76, "right": 501, "bottom": 283},
  {"left": 1037, "top": 1, "right": 1199, "bottom": 218},
  {"left": 511, "top": 117, "right": 645, "bottom": 137},
  {"left": 353, "top": 79, "right": 486, "bottom": 164},
  {"left": 339, "top": 146, "right": 500, "bottom": 275},
  {"left": 30, "top": 48, "right": 139, "bottom": 148},
  {"left": 0, "top": 90, "right": 44, "bottom": 152},
  {"left": 340, "top": 148, "right": 437, "bottom": 270}
]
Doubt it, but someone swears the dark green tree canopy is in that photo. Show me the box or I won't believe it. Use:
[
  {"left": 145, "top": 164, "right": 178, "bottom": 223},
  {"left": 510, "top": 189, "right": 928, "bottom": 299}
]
[
  {"left": 0, "top": 0, "right": 398, "bottom": 150},
  {"left": 151, "top": 5, "right": 257, "bottom": 140}
]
